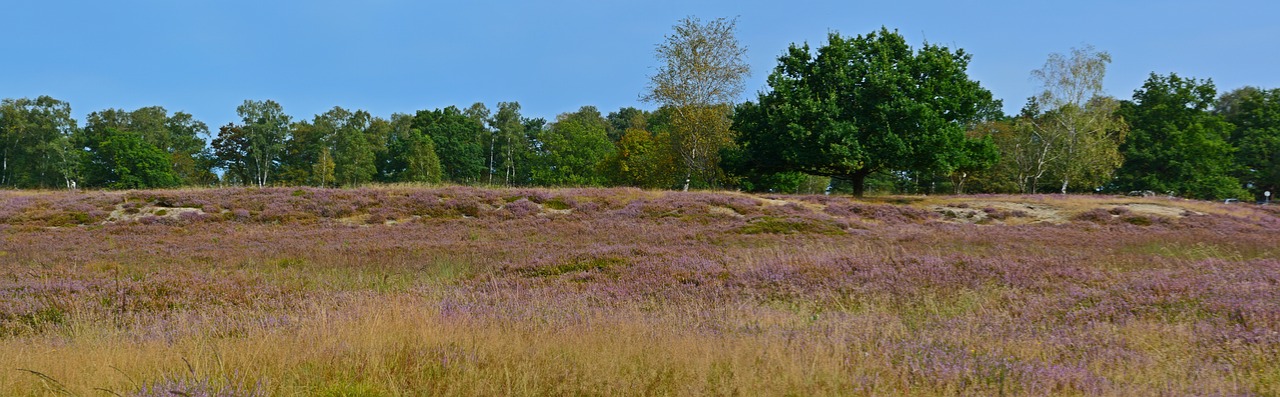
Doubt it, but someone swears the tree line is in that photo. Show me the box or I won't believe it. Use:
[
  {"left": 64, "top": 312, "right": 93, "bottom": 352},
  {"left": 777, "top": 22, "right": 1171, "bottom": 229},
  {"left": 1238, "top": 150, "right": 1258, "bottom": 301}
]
[
  {"left": 2, "top": 19, "right": 1277, "bottom": 201},
  {"left": 0, "top": 97, "right": 689, "bottom": 191}
]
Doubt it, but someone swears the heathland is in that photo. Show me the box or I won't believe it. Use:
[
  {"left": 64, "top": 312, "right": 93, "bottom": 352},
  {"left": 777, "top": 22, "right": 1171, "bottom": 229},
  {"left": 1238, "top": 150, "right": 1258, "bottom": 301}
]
[{"left": 1, "top": 186, "right": 1278, "bottom": 396}]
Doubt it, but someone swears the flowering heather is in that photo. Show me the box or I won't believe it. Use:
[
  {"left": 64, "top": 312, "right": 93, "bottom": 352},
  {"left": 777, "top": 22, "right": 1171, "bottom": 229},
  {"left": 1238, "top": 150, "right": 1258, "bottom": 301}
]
[{"left": 1, "top": 187, "right": 1278, "bottom": 395}]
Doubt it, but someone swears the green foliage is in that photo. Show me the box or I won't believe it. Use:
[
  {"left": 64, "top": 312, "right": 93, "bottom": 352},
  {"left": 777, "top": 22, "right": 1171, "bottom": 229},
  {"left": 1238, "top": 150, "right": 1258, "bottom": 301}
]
[
  {"left": 400, "top": 132, "right": 444, "bottom": 184},
  {"left": 376, "top": 113, "right": 441, "bottom": 184},
  {"left": 736, "top": 216, "right": 845, "bottom": 235},
  {"left": 312, "top": 147, "right": 336, "bottom": 187},
  {"left": 0, "top": 96, "right": 79, "bottom": 189},
  {"left": 211, "top": 124, "right": 252, "bottom": 185},
  {"left": 82, "top": 128, "right": 180, "bottom": 189},
  {"left": 950, "top": 133, "right": 1001, "bottom": 194},
  {"left": 414, "top": 106, "right": 485, "bottom": 184},
  {"left": 601, "top": 121, "right": 679, "bottom": 189},
  {"left": 328, "top": 109, "right": 377, "bottom": 186},
  {"left": 964, "top": 120, "right": 1027, "bottom": 193},
  {"left": 518, "top": 257, "right": 626, "bottom": 277},
  {"left": 80, "top": 106, "right": 213, "bottom": 186},
  {"left": 1218, "top": 86, "right": 1280, "bottom": 201},
  {"left": 606, "top": 107, "right": 648, "bottom": 142},
  {"left": 1113, "top": 73, "right": 1247, "bottom": 200},
  {"left": 207, "top": 100, "right": 291, "bottom": 186},
  {"left": 529, "top": 106, "right": 614, "bottom": 186},
  {"left": 732, "top": 28, "right": 1001, "bottom": 196},
  {"left": 730, "top": 171, "right": 830, "bottom": 194},
  {"left": 277, "top": 120, "right": 323, "bottom": 186},
  {"left": 236, "top": 99, "right": 291, "bottom": 186},
  {"left": 489, "top": 102, "right": 532, "bottom": 186}
]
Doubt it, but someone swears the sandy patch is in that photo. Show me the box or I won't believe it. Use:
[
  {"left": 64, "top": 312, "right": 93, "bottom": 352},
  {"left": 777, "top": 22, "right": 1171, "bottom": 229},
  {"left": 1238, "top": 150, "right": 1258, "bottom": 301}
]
[
  {"left": 932, "top": 200, "right": 1069, "bottom": 225},
  {"left": 1117, "top": 203, "right": 1199, "bottom": 217},
  {"left": 709, "top": 206, "right": 745, "bottom": 218},
  {"left": 106, "top": 205, "right": 205, "bottom": 223}
]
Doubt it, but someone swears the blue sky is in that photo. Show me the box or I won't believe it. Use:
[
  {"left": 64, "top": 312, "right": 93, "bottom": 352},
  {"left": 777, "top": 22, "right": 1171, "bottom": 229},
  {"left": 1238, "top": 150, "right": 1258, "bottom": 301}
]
[{"left": 3, "top": 1, "right": 1278, "bottom": 129}]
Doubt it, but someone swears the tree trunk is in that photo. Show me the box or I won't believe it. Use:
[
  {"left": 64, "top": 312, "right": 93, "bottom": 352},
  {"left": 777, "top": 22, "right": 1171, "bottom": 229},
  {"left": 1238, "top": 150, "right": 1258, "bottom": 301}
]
[
  {"left": 488, "top": 133, "right": 495, "bottom": 185},
  {"left": 849, "top": 170, "right": 870, "bottom": 198},
  {"left": 954, "top": 172, "right": 968, "bottom": 194}
]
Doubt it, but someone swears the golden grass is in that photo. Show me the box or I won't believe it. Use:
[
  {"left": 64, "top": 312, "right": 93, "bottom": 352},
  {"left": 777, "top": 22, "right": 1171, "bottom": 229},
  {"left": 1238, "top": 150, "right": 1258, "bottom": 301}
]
[
  {"left": 0, "top": 296, "right": 881, "bottom": 396},
  {"left": 4, "top": 289, "right": 1273, "bottom": 396}
]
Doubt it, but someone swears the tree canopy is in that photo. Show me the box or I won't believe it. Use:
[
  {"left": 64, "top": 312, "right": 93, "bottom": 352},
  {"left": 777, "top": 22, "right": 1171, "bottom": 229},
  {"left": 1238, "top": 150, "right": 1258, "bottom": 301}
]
[
  {"left": 0, "top": 96, "right": 78, "bottom": 189},
  {"left": 413, "top": 106, "right": 485, "bottom": 184},
  {"left": 1218, "top": 86, "right": 1280, "bottom": 201},
  {"left": 731, "top": 28, "right": 1001, "bottom": 196},
  {"left": 529, "top": 106, "right": 614, "bottom": 186},
  {"left": 1113, "top": 73, "right": 1246, "bottom": 200},
  {"left": 82, "top": 128, "right": 179, "bottom": 189}
]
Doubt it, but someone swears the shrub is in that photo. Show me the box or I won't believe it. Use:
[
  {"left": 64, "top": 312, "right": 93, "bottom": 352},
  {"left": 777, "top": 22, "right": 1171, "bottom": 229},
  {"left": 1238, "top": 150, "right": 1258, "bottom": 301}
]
[
  {"left": 176, "top": 211, "right": 209, "bottom": 224},
  {"left": 824, "top": 202, "right": 935, "bottom": 223},
  {"left": 503, "top": 199, "right": 541, "bottom": 218},
  {"left": 1073, "top": 208, "right": 1114, "bottom": 223},
  {"left": 1122, "top": 215, "right": 1151, "bottom": 226},
  {"left": 517, "top": 257, "right": 627, "bottom": 277},
  {"left": 542, "top": 197, "right": 573, "bottom": 210},
  {"left": 737, "top": 216, "right": 845, "bottom": 235}
]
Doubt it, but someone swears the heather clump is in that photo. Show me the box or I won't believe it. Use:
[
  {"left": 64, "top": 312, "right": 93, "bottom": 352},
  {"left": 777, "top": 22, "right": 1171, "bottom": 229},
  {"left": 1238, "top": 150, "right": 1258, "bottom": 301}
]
[
  {"left": 541, "top": 197, "right": 574, "bottom": 211},
  {"left": 501, "top": 198, "right": 541, "bottom": 218},
  {"left": 981, "top": 207, "right": 1029, "bottom": 221},
  {"left": 514, "top": 256, "right": 627, "bottom": 278},
  {"left": 503, "top": 188, "right": 555, "bottom": 204},
  {"left": 1073, "top": 208, "right": 1115, "bottom": 223},
  {"left": 824, "top": 201, "right": 937, "bottom": 223},
  {"left": 736, "top": 216, "right": 845, "bottom": 235},
  {"left": 444, "top": 196, "right": 490, "bottom": 218},
  {"left": 0, "top": 193, "right": 110, "bottom": 226},
  {"left": 630, "top": 193, "right": 719, "bottom": 218}
]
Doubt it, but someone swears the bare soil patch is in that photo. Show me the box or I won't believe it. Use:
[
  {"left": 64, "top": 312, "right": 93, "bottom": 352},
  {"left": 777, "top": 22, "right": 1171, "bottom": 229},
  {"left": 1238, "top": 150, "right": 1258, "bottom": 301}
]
[
  {"left": 1116, "top": 203, "right": 1200, "bottom": 217},
  {"left": 106, "top": 205, "right": 205, "bottom": 223}
]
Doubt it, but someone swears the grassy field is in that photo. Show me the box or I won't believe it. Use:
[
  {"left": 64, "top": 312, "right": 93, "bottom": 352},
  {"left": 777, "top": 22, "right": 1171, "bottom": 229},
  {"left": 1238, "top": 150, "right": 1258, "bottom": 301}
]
[{"left": 1, "top": 186, "right": 1278, "bottom": 396}]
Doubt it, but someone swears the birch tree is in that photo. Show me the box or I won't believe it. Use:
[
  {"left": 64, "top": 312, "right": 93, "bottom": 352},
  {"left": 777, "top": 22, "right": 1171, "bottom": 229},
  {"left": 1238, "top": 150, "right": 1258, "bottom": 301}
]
[
  {"left": 236, "top": 99, "right": 291, "bottom": 187},
  {"left": 642, "top": 16, "right": 749, "bottom": 190},
  {"left": 491, "top": 102, "right": 527, "bottom": 186},
  {"left": 0, "top": 96, "right": 78, "bottom": 188},
  {"left": 1026, "top": 46, "right": 1127, "bottom": 193}
]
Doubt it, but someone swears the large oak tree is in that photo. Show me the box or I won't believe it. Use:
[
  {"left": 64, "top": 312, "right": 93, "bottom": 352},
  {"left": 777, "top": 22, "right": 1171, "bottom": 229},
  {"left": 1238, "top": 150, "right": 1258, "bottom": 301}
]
[{"left": 731, "top": 28, "right": 1000, "bottom": 196}]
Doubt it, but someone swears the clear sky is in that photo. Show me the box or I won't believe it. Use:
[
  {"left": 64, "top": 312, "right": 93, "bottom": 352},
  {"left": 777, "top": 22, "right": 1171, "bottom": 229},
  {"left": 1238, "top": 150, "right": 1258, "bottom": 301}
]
[{"left": 3, "top": 1, "right": 1278, "bottom": 129}]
